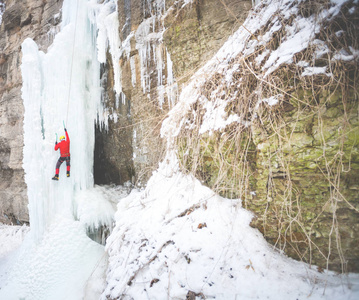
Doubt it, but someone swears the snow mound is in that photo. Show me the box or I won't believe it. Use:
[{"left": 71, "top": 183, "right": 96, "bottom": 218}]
[
  {"left": 0, "top": 217, "right": 104, "bottom": 300},
  {"left": 103, "top": 153, "right": 359, "bottom": 299}
]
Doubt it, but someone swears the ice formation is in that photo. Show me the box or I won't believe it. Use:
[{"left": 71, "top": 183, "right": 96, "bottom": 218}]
[
  {"left": 0, "top": 0, "right": 113, "bottom": 298},
  {"left": 21, "top": 0, "right": 105, "bottom": 242}
]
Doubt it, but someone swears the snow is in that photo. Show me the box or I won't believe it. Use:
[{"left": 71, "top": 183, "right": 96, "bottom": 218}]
[
  {"left": 262, "top": 16, "right": 318, "bottom": 77},
  {"left": 1, "top": 0, "right": 359, "bottom": 299},
  {"left": 103, "top": 153, "right": 359, "bottom": 299},
  {"left": 301, "top": 66, "right": 330, "bottom": 77},
  {"left": 199, "top": 97, "right": 240, "bottom": 135},
  {"left": 182, "top": 0, "right": 194, "bottom": 9},
  {"left": 75, "top": 185, "right": 118, "bottom": 232},
  {"left": 257, "top": 95, "right": 281, "bottom": 108},
  {"left": 332, "top": 47, "right": 359, "bottom": 62},
  {"left": 0, "top": 224, "right": 29, "bottom": 258},
  {"left": 0, "top": 218, "right": 105, "bottom": 300}
]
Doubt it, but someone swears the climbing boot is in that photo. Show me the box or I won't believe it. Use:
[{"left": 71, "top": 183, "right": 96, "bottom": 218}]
[
  {"left": 52, "top": 174, "right": 59, "bottom": 181},
  {"left": 67, "top": 171, "right": 70, "bottom": 177}
]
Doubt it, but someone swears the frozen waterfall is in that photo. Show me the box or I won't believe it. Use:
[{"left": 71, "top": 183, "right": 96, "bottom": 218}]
[
  {"left": 0, "top": 0, "right": 114, "bottom": 299},
  {"left": 21, "top": 0, "right": 103, "bottom": 242}
]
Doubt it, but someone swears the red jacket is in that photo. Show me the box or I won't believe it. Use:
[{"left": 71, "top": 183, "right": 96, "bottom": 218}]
[{"left": 55, "top": 131, "right": 70, "bottom": 157}]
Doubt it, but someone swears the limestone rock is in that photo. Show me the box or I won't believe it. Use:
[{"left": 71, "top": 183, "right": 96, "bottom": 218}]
[{"left": 95, "top": 0, "right": 252, "bottom": 185}]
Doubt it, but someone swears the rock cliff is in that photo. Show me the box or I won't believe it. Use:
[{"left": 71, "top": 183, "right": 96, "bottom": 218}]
[
  {"left": 94, "top": 0, "right": 251, "bottom": 186},
  {"left": 169, "top": 0, "right": 359, "bottom": 272}
]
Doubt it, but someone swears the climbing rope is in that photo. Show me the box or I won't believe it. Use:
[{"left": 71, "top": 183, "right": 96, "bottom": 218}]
[{"left": 65, "top": 0, "right": 80, "bottom": 127}]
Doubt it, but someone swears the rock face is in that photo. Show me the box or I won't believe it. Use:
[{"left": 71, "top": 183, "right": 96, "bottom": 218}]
[
  {"left": 172, "top": 0, "right": 359, "bottom": 272},
  {"left": 249, "top": 88, "right": 359, "bottom": 272},
  {"left": 94, "top": 0, "right": 252, "bottom": 186},
  {"left": 0, "top": 0, "right": 63, "bottom": 224}
]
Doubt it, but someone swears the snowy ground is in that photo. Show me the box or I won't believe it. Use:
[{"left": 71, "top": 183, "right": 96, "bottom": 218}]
[
  {"left": 101, "top": 153, "right": 359, "bottom": 300},
  {"left": 0, "top": 219, "right": 105, "bottom": 300},
  {"left": 1, "top": 164, "right": 359, "bottom": 299}
]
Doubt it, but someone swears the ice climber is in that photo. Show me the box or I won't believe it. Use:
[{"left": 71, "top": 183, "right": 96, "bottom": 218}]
[{"left": 52, "top": 128, "right": 70, "bottom": 180}]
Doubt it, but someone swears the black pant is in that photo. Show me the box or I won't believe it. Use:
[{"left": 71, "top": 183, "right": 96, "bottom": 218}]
[{"left": 56, "top": 156, "right": 70, "bottom": 173}]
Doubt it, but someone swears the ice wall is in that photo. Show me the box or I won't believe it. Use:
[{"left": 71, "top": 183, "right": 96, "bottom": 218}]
[
  {"left": 0, "top": 1, "right": 115, "bottom": 298},
  {"left": 21, "top": 0, "right": 102, "bottom": 242}
]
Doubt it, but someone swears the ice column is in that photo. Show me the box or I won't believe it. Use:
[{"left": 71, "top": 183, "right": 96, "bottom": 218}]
[{"left": 21, "top": 0, "right": 102, "bottom": 242}]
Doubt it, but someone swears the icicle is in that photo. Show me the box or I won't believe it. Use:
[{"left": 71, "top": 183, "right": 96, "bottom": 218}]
[
  {"left": 166, "top": 50, "right": 178, "bottom": 107},
  {"left": 158, "top": 85, "right": 165, "bottom": 108},
  {"left": 130, "top": 56, "right": 137, "bottom": 87}
]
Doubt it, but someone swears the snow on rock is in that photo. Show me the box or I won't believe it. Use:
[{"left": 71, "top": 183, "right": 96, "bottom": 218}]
[
  {"left": 103, "top": 153, "right": 359, "bottom": 299},
  {"left": 199, "top": 97, "right": 241, "bottom": 135},
  {"left": 161, "top": 0, "right": 358, "bottom": 139},
  {"left": 301, "top": 66, "right": 331, "bottom": 77},
  {"left": 161, "top": 76, "right": 205, "bottom": 144}
]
